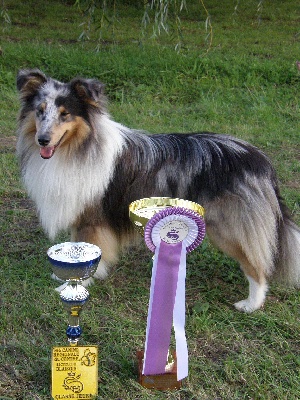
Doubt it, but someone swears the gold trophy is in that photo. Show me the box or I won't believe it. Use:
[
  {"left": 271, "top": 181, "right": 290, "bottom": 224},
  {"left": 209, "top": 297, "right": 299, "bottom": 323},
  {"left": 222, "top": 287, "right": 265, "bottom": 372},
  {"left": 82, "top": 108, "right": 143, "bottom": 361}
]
[
  {"left": 129, "top": 197, "right": 205, "bottom": 390},
  {"left": 47, "top": 242, "right": 101, "bottom": 399},
  {"left": 129, "top": 197, "right": 204, "bottom": 233}
]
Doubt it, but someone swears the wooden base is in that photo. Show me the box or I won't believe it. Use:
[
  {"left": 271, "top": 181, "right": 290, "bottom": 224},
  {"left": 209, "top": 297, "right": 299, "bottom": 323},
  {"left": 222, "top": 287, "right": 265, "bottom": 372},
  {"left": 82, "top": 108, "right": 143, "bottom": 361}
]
[{"left": 137, "top": 350, "right": 182, "bottom": 390}]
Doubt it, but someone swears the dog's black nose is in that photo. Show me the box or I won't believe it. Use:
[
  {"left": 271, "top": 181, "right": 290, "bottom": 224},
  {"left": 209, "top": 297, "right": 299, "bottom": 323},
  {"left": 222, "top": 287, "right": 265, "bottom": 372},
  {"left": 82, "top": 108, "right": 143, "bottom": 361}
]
[{"left": 38, "top": 137, "right": 51, "bottom": 146}]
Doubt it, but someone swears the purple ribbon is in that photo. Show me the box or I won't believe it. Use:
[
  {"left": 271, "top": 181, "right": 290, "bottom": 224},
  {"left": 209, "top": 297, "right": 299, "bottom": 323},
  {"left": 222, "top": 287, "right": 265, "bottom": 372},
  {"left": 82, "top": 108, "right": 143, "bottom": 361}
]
[
  {"left": 143, "top": 207, "right": 206, "bottom": 381},
  {"left": 143, "top": 241, "right": 182, "bottom": 375}
]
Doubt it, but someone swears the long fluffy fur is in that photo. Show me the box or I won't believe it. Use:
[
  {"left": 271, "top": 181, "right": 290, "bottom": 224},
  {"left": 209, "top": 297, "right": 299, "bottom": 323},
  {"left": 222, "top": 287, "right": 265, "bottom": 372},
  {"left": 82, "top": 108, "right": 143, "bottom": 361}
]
[{"left": 16, "top": 69, "right": 300, "bottom": 312}]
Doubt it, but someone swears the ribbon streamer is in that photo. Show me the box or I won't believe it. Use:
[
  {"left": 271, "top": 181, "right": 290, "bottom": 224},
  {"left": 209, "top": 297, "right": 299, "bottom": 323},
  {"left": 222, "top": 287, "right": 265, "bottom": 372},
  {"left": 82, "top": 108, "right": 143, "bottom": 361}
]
[{"left": 143, "top": 207, "right": 205, "bottom": 381}]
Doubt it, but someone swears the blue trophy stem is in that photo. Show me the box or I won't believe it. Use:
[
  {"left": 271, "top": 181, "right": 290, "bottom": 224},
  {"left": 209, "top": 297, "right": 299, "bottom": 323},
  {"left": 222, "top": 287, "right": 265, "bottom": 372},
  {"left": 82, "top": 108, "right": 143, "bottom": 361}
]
[{"left": 60, "top": 280, "right": 90, "bottom": 346}]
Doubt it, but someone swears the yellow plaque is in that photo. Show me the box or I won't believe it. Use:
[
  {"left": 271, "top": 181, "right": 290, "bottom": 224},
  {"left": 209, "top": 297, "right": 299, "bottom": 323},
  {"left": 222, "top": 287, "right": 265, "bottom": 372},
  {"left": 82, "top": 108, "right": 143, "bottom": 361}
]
[{"left": 51, "top": 346, "right": 98, "bottom": 399}]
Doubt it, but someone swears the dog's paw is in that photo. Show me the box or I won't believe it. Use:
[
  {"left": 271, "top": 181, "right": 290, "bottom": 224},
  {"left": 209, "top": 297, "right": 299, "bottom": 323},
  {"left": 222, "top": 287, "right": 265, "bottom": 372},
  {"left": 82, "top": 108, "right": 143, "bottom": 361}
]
[
  {"left": 81, "top": 277, "right": 95, "bottom": 287},
  {"left": 234, "top": 299, "right": 263, "bottom": 313},
  {"left": 93, "top": 261, "right": 108, "bottom": 280}
]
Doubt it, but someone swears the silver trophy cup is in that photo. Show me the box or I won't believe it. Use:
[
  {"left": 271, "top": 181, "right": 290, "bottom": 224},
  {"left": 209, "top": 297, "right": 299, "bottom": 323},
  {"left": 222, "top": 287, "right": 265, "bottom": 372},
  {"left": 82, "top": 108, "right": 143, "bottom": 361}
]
[{"left": 47, "top": 242, "right": 101, "bottom": 346}]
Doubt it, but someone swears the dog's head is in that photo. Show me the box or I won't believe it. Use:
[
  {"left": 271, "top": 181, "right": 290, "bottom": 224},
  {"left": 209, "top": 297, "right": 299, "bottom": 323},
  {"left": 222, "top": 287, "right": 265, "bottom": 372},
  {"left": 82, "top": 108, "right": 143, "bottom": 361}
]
[{"left": 17, "top": 69, "right": 106, "bottom": 159}]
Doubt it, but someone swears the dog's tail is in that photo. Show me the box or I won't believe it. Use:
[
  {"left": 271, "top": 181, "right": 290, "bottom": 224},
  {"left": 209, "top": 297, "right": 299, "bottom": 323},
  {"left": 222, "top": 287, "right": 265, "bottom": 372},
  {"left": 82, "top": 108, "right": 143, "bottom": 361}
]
[{"left": 274, "top": 200, "right": 300, "bottom": 287}]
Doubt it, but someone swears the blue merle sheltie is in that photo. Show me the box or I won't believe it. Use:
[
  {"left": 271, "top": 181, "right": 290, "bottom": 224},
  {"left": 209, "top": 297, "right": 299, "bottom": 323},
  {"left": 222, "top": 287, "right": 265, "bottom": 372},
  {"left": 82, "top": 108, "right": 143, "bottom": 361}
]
[{"left": 16, "top": 69, "right": 300, "bottom": 312}]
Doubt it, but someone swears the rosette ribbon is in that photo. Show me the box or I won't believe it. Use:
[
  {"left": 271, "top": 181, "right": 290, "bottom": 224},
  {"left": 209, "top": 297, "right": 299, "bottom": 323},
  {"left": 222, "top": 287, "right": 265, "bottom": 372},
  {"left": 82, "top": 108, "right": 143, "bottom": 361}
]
[{"left": 143, "top": 207, "right": 206, "bottom": 381}]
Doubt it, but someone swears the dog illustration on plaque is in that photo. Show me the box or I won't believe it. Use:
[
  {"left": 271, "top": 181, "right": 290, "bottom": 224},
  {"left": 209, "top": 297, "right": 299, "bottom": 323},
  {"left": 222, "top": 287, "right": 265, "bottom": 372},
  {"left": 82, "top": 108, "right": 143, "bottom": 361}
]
[{"left": 63, "top": 372, "right": 84, "bottom": 393}]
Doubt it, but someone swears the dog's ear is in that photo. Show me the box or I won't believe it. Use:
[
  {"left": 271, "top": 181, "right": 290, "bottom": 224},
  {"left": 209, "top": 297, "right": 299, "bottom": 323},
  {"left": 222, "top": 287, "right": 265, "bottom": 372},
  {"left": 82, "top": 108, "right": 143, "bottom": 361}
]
[
  {"left": 70, "top": 78, "right": 106, "bottom": 108},
  {"left": 17, "top": 69, "right": 47, "bottom": 96}
]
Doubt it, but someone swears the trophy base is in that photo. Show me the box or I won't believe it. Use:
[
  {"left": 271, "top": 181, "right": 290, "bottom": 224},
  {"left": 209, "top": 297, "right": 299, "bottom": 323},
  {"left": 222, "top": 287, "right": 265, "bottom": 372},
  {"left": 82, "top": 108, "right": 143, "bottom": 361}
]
[
  {"left": 51, "top": 345, "right": 98, "bottom": 399},
  {"left": 137, "top": 350, "right": 182, "bottom": 390}
]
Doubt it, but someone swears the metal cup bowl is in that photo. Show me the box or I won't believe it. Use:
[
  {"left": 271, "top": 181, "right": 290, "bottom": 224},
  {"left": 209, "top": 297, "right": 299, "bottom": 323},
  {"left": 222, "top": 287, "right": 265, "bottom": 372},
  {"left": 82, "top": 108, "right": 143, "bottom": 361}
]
[
  {"left": 47, "top": 242, "right": 101, "bottom": 282},
  {"left": 129, "top": 197, "right": 205, "bottom": 236}
]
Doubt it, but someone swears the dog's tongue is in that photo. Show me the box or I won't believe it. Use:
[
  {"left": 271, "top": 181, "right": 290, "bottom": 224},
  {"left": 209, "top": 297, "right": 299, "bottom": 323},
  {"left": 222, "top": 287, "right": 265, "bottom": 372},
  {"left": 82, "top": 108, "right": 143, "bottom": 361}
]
[{"left": 40, "top": 146, "right": 55, "bottom": 159}]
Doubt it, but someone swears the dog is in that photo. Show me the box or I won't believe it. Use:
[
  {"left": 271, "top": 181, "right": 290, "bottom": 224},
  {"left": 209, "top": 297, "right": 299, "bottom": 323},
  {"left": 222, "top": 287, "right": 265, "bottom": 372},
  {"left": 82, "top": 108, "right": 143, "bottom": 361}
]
[{"left": 16, "top": 69, "right": 300, "bottom": 313}]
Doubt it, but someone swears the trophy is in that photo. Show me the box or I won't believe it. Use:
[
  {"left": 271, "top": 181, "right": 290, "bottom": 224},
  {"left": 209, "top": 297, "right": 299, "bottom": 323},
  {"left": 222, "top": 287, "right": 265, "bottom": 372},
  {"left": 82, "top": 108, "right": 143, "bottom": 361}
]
[
  {"left": 129, "top": 198, "right": 206, "bottom": 390},
  {"left": 47, "top": 242, "right": 101, "bottom": 399}
]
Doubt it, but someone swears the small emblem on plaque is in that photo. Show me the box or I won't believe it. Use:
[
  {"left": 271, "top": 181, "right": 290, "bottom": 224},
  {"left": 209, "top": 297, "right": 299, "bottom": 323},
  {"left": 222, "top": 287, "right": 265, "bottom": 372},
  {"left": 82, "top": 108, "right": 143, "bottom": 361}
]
[{"left": 63, "top": 372, "right": 84, "bottom": 393}]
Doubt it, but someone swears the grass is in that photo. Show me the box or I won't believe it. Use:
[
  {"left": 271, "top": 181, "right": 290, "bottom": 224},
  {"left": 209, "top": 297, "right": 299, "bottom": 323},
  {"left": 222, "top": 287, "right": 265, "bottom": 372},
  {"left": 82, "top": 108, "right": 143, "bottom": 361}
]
[{"left": 0, "top": 0, "right": 299, "bottom": 399}]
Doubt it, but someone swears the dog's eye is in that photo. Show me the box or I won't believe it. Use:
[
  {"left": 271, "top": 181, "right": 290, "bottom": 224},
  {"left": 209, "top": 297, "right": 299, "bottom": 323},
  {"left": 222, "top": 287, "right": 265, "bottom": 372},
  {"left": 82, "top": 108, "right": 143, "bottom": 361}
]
[
  {"left": 36, "top": 108, "right": 44, "bottom": 117},
  {"left": 60, "top": 111, "right": 70, "bottom": 118}
]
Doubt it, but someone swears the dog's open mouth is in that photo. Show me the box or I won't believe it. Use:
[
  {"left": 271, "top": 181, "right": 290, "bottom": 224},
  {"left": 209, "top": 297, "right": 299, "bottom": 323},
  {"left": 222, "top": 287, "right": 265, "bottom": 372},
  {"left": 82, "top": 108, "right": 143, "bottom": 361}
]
[
  {"left": 40, "top": 133, "right": 66, "bottom": 159},
  {"left": 40, "top": 146, "right": 55, "bottom": 159}
]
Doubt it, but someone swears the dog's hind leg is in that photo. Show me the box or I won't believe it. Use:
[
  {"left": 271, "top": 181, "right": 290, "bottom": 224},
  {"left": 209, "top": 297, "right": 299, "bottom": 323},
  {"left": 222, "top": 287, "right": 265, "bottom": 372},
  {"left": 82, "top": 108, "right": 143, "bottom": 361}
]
[
  {"left": 204, "top": 189, "right": 279, "bottom": 312},
  {"left": 224, "top": 247, "right": 268, "bottom": 312},
  {"left": 206, "top": 228, "right": 268, "bottom": 312}
]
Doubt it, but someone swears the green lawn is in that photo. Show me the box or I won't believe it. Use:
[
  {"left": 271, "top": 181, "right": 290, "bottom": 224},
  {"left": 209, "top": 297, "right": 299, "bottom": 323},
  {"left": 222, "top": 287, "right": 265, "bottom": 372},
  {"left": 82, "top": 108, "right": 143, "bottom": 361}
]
[{"left": 0, "top": 1, "right": 299, "bottom": 399}]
